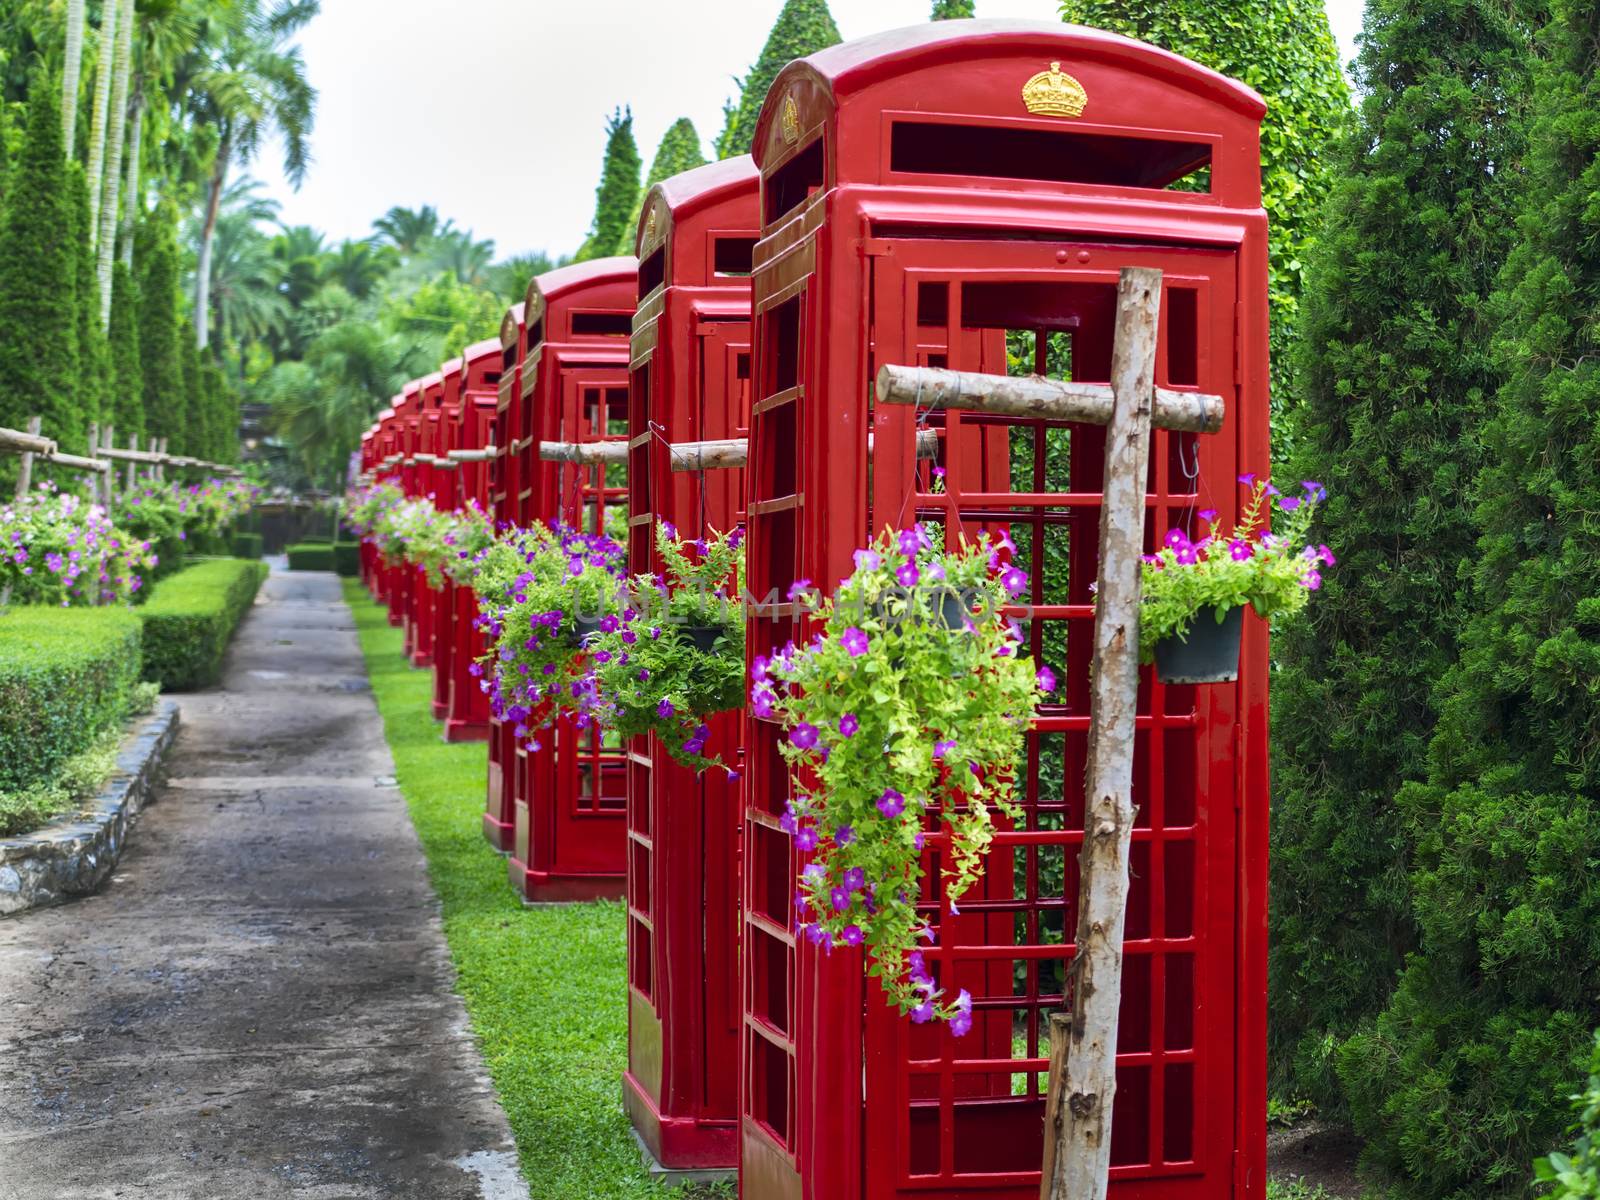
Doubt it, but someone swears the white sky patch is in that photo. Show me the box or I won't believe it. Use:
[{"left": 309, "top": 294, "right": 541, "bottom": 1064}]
[{"left": 253, "top": 0, "right": 1368, "bottom": 262}]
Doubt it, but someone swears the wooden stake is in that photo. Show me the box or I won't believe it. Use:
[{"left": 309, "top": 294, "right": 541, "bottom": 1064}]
[
  {"left": 875, "top": 363, "right": 1223, "bottom": 435},
  {"left": 1044, "top": 267, "right": 1164, "bottom": 1200},
  {"left": 12, "top": 416, "right": 46, "bottom": 498},
  {"left": 666, "top": 430, "right": 941, "bottom": 473},
  {"left": 538, "top": 440, "right": 629, "bottom": 466},
  {"left": 124, "top": 433, "right": 137, "bottom": 492}
]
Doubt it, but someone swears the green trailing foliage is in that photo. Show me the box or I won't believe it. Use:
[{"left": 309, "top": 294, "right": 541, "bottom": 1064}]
[
  {"left": 136, "top": 207, "right": 185, "bottom": 449},
  {"left": 1267, "top": 0, "right": 1543, "bottom": 1109},
  {"left": 1056, "top": 0, "right": 1350, "bottom": 446},
  {"left": 108, "top": 260, "right": 144, "bottom": 442},
  {"left": 0, "top": 607, "right": 143, "bottom": 800},
  {"left": 1336, "top": 4, "right": 1600, "bottom": 1195},
  {"left": 137, "top": 557, "right": 267, "bottom": 690},
  {"left": 716, "top": 0, "right": 841, "bottom": 158},
  {"left": 0, "top": 78, "right": 79, "bottom": 448},
  {"left": 576, "top": 107, "right": 641, "bottom": 262},
  {"left": 286, "top": 542, "right": 335, "bottom": 571}
]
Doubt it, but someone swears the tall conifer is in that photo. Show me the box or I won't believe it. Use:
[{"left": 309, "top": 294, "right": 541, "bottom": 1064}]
[
  {"left": 68, "top": 163, "right": 106, "bottom": 435},
  {"left": 931, "top": 0, "right": 976, "bottom": 17},
  {"left": 1336, "top": 3, "right": 1600, "bottom": 1194},
  {"left": 177, "top": 320, "right": 206, "bottom": 458},
  {"left": 107, "top": 260, "right": 143, "bottom": 440},
  {"left": 1057, "top": 0, "right": 1348, "bottom": 438},
  {"left": 202, "top": 361, "right": 236, "bottom": 463},
  {"left": 575, "top": 107, "right": 641, "bottom": 262},
  {"left": 627, "top": 118, "right": 708, "bottom": 250},
  {"left": 135, "top": 207, "right": 183, "bottom": 447},
  {"left": 0, "top": 80, "right": 79, "bottom": 445},
  {"left": 1268, "top": 0, "right": 1544, "bottom": 1108},
  {"left": 716, "top": 0, "right": 841, "bottom": 158}
]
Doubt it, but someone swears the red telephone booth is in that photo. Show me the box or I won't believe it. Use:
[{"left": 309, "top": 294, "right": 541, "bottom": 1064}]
[
  {"left": 391, "top": 381, "right": 424, "bottom": 634},
  {"left": 430, "top": 356, "right": 466, "bottom": 720},
  {"left": 376, "top": 402, "right": 402, "bottom": 617},
  {"left": 359, "top": 427, "right": 378, "bottom": 591},
  {"left": 484, "top": 304, "right": 527, "bottom": 851},
  {"left": 508, "top": 257, "right": 637, "bottom": 902},
  {"left": 623, "top": 157, "right": 760, "bottom": 1172},
  {"left": 409, "top": 370, "right": 447, "bottom": 669},
  {"left": 739, "top": 23, "right": 1269, "bottom": 1200},
  {"left": 444, "top": 337, "right": 500, "bottom": 743}
]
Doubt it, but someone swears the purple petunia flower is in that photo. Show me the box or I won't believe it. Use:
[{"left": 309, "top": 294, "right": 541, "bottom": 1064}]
[
  {"left": 790, "top": 722, "right": 819, "bottom": 750},
  {"left": 853, "top": 549, "right": 881, "bottom": 572},
  {"left": 657, "top": 698, "right": 675, "bottom": 718},
  {"left": 1198, "top": 508, "right": 1219, "bottom": 524},
  {"left": 795, "top": 827, "right": 819, "bottom": 852},
  {"left": 1279, "top": 495, "right": 1302, "bottom": 512},
  {"left": 843, "top": 867, "right": 866, "bottom": 891},
  {"left": 840, "top": 627, "right": 869, "bottom": 658},
  {"left": 835, "top": 824, "right": 856, "bottom": 847},
  {"left": 1036, "top": 665, "right": 1058, "bottom": 693},
  {"left": 840, "top": 924, "right": 864, "bottom": 947},
  {"left": 896, "top": 562, "right": 920, "bottom": 587},
  {"left": 600, "top": 614, "right": 620, "bottom": 633},
  {"left": 787, "top": 578, "right": 812, "bottom": 601},
  {"left": 830, "top": 887, "right": 851, "bottom": 912},
  {"left": 877, "top": 788, "right": 905, "bottom": 818},
  {"left": 1238, "top": 473, "right": 1257, "bottom": 487},
  {"left": 933, "top": 739, "right": 956, "bottom": 760},
  {"left": 1001, "top": 566, "right": 1028, "bottom": 596},
  {"left": 1229, "top": 539, "right": 1254, "bottom": 561},
  {"left": 839, "top": 713, "right": 859, "bottom": 738}
]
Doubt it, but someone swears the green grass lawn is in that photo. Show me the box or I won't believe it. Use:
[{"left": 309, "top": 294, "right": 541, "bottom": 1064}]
[{"left": 344, "top": 581, "right": 727, "bottom": 1200}]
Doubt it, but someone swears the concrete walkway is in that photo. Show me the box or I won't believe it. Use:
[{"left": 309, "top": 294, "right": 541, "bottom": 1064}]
[{"left": 0, "top": 568, "right": 525, "bottom": 1200}]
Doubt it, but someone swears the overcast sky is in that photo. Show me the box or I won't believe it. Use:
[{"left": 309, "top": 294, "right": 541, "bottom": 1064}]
[{"left": 253, "top": 1, "right": 1366, "bottom": 262}]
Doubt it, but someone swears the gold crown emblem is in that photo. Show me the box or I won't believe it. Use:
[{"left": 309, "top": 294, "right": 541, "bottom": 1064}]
[
  {"left": 780, "top": 94, "right": 801, "bottom": 145},
  {"left": 1022, "top": 62, "right": 1087, "bottom": 119},
  {"left": 644, "top": 203, "right": 658, "bottom": 241}
]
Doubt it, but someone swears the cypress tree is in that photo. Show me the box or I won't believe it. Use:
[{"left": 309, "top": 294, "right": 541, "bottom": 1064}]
[
  {"left": 1267, "top": 0, "right": 1544, "bottom": 1109},
  {"left": 931, "top": 0, "right": 976, "bottom": 17},
  {"left": 107, "top": 259, "right": 143, "bottom": 441},
  {"left": 575, "top": 107, "right": 642, "bottom": 263},
  {"left": 716, "top": 0, "right": 841, "bottom": 158},
  {"left": 177, "top": 320, "right": 206, "bottom": 458},
  {"left": 1056, "top": 0, "right": 1349, "bottom": 442},
  {"left": 627, "top": 118, "right": 708, "bottom": 251},
  {"left": 135, "top": 207, "right": 183, "bottom": 448},
  {"left": 202, "top": 361, "right": 236, "bottom": 463},
  {"left": 1336, "top": 3, "right": 1600, "bottom": 1194},
  {"left": 0, "top": 79, "right": 79, "bottom": 447}
]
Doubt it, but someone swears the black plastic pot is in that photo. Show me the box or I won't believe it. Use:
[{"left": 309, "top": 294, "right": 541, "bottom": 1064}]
[
  {"left": 682, "top": 625, "right": 726, "bottom": 653},
  {"left": 872, "top": 586, "right": 972, "bottom": 630},
  {"left": 1153, "top": 606, "right": 1243, "bottom": 684},
  {"left": 564, "top": 615, "right": 606, "bottom": 646}
]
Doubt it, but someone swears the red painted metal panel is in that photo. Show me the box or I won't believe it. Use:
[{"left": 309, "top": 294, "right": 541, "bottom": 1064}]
[
  {"left": 740, "top": 22, "right": 1267, "bottom": 1200},
  {"left": 507, "top": 259, "right": 638, "bottom": 903},
  {"left": 622, "top": 157, "right": 759, "bottom": 1172},
  {"left": 485, "top": 306, "right": 527, "bottom": 851}
]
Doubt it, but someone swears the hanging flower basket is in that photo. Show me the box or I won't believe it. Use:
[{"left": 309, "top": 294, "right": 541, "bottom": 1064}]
[
  {"left": 1140, "top": 476, "right": 1334, "bottom": 682},
  {"left": 1153, "top": 604, "right": 1243, "bottom": 684}
]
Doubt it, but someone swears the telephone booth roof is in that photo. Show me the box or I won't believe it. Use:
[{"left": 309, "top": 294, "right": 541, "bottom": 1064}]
[
  {"left": 636, "top": 155, "right": 759, "bottom": 264},
  {"left": 754, "top": 19, "right": 1265, "bottom": 214},
  {"left": 441, "top": 355, "right": 464, "bottom": 384},
  {"left": 521, "top": 256, "right": 638, "bottom": 345},
  {"left": 420, "top": 371, "right": 445, "bottom": 405},
  {"left": 499, "top": 302, "right": 526, "bottom": 352},
  {"left": 464, "top": 337, "right": 500, "bottom": 366}
]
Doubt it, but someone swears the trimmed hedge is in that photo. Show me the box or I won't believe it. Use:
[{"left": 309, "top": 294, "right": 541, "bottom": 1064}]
[
  {"left": 0, "top": 608, "right": 143, "bottom": 794},
  {"left": 138, "top": 558, "right": 268, "bottom": 690},
  {"left": 230, "top": 531, "right": 263, "bottom": 560},
  {"left": 286, "top": 543, "right": 335, "bottom": 571},
  {"left": 333, "top": 541, "right": 360, "bottom": 577}
]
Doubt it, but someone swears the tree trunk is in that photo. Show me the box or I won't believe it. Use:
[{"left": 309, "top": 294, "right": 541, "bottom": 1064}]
[
  {"left": 61, "top": 0, "right": 86, "bottom": 158},
  {"left": 84, "top": 0, "right": 118, "bottom": 234},
  {"left": 118, "top": 78, "right": 144, "bottom": 270},
  {"left": 1043, "top": 267, "right": 1163, "bottom": 1200},
  {"left": 95, "top": 0, "right": 134, "bottom": 328},
  {"left": 195, "top": 136, "right": 230, "bottom": 350}
]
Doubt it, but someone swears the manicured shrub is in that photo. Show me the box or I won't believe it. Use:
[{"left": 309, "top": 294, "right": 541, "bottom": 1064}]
[
  {"left": 332, "top": 541, "right": 360, "bottom": 577},
  {"left": 107, "top": 260, "right": 144, "bottom": 441},
  {"left": 1267, "top": 0, "right": 1542, "bottom": 1107},
  {"left": 0, "top": 607, "right": 143, "bottom": 796},
  {"left": 137, "top": 558, "right": 267, "bottom": 690},
  {"left": 136, "top": 206, "right": 183, "bottom": 448},
  {"left": 286, "top": 542, "right": 335, "bottom": 571},
  {"left": 230, "top": 531, "right": 263, "bottom": 560},
  {"left": 575, "top": 107, "right": 641, "bottom": 262},
  {"left": 1338, "top": 4, "right": 1600, "bottom": 1194}
]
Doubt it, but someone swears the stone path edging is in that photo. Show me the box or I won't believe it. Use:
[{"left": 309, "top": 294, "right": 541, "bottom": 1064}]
[{"left": 0, "top": 700, "right": 180, "bottom": 917}]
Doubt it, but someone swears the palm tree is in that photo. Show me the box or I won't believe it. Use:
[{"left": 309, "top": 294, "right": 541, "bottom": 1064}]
[
  {"left": 485, "top": 252, "right": 559, "bottom": 304},
  {"left": 192, "top": 176, "right": 285, "bottom": 349},
  {"left": 94, "top": 0, "right": 136, "bottom": 326},
  {"left": 271, "top": 223, "right": 326, "bottom": 306},
  {"left": 62, "top": 0, "right": 86, "bottom": 157},
  {"left": 192, "top": 0, "right": 319, "bottom": 349},
  {"left": 415, "top": 228, "right": 496, "bottom": 288},
  {"left": 373, "top": 205, "right": 451, "bottom": 254},
  {"left": 119, "top": 0, "right": 206, "bottom": 271},
  {"left": 324, "top": 239, "right": 395, "bottom": 300},
  {"left": 84, "top": 0, "right": 119, "bottom": 235}
]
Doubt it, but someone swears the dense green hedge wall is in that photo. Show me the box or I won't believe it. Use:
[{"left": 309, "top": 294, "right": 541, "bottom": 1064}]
[
  {"left": 138, "top": 558, "right": 267, "bottom": 690},
  {"left": 332, "top": 542, "right": 360, "bottom": 577},
  {"left": 1268, "top": 0, "right": 1542, "bottom": 1109},
  {"left": 1337, "top": 3, "right": 1600, "bottom": 1194},
  {"left": 0, "top": 608, "right": 143, "bottom": 794},
  {"left": 287, "top": 543, "right": 335, "bottom": 571},
  {"left": 230, "top": 532, "right": 263, "bottom": 560}
]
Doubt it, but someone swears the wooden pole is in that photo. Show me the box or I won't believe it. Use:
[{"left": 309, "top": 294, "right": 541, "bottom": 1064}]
[
  {"left": 12, "top": 416, "right": 46, "bottom": 499},
  {"left": 666, "top": 429, "right": 941, "bottom": 473},
  {"left": 538, "top": 440, "right": 629, "bottom": 466},
  {"left": 875, "top": 363, "right": 1223, "bottom": 435},
  {"left": 125, "top": 433, "right": 137, "bottom": 492},
  {"left": 1044, "top": 267, "right": 1164, "bottom": 1200},
  {"left": 102, "top": 424, "right": 116, "bottom": 506}
]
